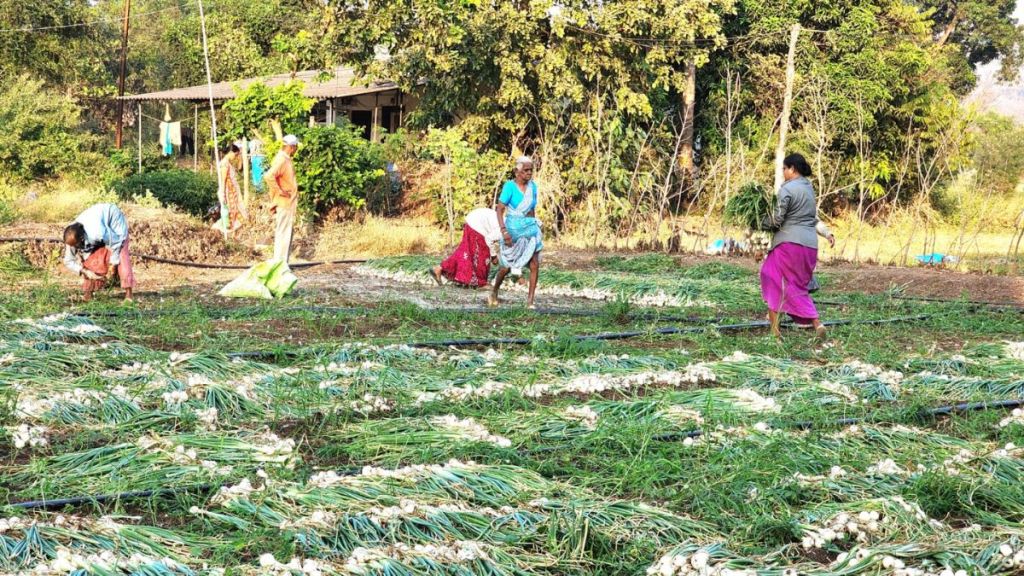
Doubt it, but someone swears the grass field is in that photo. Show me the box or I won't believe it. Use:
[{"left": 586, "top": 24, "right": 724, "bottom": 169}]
[{"left": 1, "top": 256, "right": 1024, "bottom": 575}]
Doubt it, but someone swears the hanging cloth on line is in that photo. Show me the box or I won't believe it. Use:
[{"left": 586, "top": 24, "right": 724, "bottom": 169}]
[{"left": 159, "top": 122, "right": 182, "bottom": 156}]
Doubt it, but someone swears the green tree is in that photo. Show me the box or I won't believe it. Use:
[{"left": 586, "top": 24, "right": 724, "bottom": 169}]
[
  {"left": 918, "top": 0, "right": 1023, "bottom": 86},
  {"left": 222, "top": 81, "right": 315, "bottom": 142},
  {"left": 0, "top": 75, "right": 96, "bottom": 181},
  {"left": 295, "top": 122, "right": 386, "bottom": 216},
  {"left": 0, "top": 0, "right": 94, "bottom": 85},
  {"left": 328, "top": 0, "right": 735, "bottom": 146}
]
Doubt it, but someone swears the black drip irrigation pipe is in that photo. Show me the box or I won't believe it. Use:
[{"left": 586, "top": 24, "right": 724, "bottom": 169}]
[
  {"left": 651, "top": 398, "right": 1024, "bottom": 443},
  {"left": 8, "top": 484, "right": 219, "bottom": 511},
  {"left": 891, "top": 294, "right": 1024, "bottom": 311},
  {"left": 406, "top": 314, "right": 933, "bottom": 349},
  {"left": 74, "top": 303, "right": 723, "bottom": 326},
  {"left": 0, "top": 237, "right": 366, "bottom": 270},
  {"left": 74, "top": 305, "right": 369, "bottom": 319},
  {"left": 136, "top": 254, "right": 367, "bottom": 270},
  {"left": 7, "top": 466, "right": 364, "bottom": 511}
]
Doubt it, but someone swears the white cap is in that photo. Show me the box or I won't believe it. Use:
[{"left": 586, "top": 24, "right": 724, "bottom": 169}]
[
  {"left": 283, "top": 134, "right": 300, "bottom": 146},
  {"left": 232, "top": 140, "right": 244, "bottom": 150}
]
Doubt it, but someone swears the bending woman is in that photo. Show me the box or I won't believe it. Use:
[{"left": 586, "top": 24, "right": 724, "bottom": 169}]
[
  {"left": 760, "top": 153, "right": 835, "bottom": 339},
  {"left": 489, "top": 156, "right": 543, "bottom": 309},
  {"left": 431, "top": 207, "right": 502, "bottom": 287}
]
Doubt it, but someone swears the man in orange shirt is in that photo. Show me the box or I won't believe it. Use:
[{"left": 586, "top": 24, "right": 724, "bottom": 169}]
[{"left": 263, "top": 134, "right": 300, "bottom": 263}]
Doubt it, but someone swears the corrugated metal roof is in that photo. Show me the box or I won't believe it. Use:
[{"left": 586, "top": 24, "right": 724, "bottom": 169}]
[{"left": 121, "top": 67, "right": 400, "bottom": 102}]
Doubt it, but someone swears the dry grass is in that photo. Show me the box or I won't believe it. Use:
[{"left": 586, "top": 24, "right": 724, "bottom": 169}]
[
  {"left": 312, "top": 215, "right": 447, "bottom": 259},
  {"left": 14, "top": 180, "right": 120, "bottom": 223}
]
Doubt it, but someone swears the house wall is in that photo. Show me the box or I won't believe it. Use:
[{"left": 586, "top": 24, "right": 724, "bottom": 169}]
[{"left": 308, "top": 90, "right": 420, "bottom": 141}]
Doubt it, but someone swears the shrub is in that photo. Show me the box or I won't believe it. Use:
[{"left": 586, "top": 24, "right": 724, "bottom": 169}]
[
  {"left": 0, "top": 183, "right": 18, "bottom": 225},
  {"left": 0, "top": 74, "right": 97, "bottom": 181},
  {"left": 294, "top": 122, "right": 385, "bottom": 217},
  {"left": 112, "top": 170, "right": 217, "bottom": 217},
  {"left": 420, "top": 128, "right": 508, "bottom": 234},
  {"left": 104, "top": 149, "right": 176, "bottom": 185}
]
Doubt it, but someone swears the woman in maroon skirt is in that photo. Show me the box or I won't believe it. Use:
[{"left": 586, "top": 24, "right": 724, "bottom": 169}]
[
  {"left": 431, "top": 208, "right": 503, "bottom": 288},
  {"left": 760, "top": 154, "right": 835, "bottom": 339}
]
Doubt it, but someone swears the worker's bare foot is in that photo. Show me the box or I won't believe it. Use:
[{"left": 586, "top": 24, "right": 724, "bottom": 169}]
[
  {"left": 83, "top": 292, "right": 93, "bottom": 303},
  {"left": 770, "top": 326, "right": 782, "bottom": 340},
  {"left": 487, "top": 293, "right": 499, "bottom": 308},
  {"left": 526, "top": 302, "right": 537, "bottom": 310},
  {"left": 814, "top": 322, "right": 827, "bottom": 340}
]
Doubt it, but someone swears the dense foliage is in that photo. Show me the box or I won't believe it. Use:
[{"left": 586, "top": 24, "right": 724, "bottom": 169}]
[
  {"left": 0, "top": 0, "right": 1020, "bottom": 239},
  {"left": 222, "top": 82, "right": 314, "bottom": 143},
  {"left": 0, "top": 75, "right": 96, "bottom": 181},
  {"left": 294, "top": 123, "right": 386, "bottom": 216},
  {"left": 112, "top": 170, "right": 218, "bottom": 217}
]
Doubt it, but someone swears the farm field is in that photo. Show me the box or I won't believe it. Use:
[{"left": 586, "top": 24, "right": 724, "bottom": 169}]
[{"left": 2, "top": 255, "right": 1024, "bottom": 576}]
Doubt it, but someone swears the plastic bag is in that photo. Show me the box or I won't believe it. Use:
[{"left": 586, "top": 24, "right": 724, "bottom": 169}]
[{"left": 218, "top": 259, "right": 297, "bottom": 299}]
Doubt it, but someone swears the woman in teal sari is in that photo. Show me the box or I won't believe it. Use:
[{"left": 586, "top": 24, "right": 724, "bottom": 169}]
[{"left": 489, "top": 156, "right": 543, "bottom": 309}]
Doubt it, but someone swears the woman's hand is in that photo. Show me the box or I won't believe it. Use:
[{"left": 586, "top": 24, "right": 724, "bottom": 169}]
[
  {"left": 827, "top": 234, "right": 836, "bottom": 249},
  {"left": 502, "top": 230, "right": 513, "bottom": 247}
]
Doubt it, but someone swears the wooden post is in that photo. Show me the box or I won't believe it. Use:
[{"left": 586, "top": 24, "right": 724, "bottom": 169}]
[
  {"left": 137, "top": 103, "right": 142, "bottom": 173},
  {"left": 774, "top": 24, "right": 801, "bottom": 192},
  {"left": 371, "top": 93, "right": 380, "bottom": 141},
  {"left": 197, "top": 0, "right": 220, "bottom": 171},
  {"left": 679, "top": 60, "right": 697, "bottom": 178},
  {"left": 193, "top": 104, "right": 199, "bottom": 172},
  {"left": 242, "top": 136, "right": 250, "bottom": 208},
  {"left": 115, "top": 0, "right": 132, "bottom": 148}
]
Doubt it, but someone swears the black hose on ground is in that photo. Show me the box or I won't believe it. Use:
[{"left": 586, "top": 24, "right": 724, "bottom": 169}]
[
  {"left": 0, "top": 236, "right": 366, "bottom": 269},
  {"left": 407, "top": 315, "right": 932, "bottom": 349},
  {"left": 891, "top": 294, "right": 1024, "bottom": 311},
  {"left": 136, "top": 254, "right": 367, "bottom": 269},
  {"left": 7, "top": 467, "right": 363, "bottom": 511},
  {"left": 7, "top": 484, "right": 220, "bottom": 510},
  {"left": 73, "top": 303, "right": 722, "bottom": 325}
]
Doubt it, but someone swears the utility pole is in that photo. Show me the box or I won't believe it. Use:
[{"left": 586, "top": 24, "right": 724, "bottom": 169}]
[
  {"left": 774, "top": 23, "right": 800, "bottom": 192},
  {"left": 679, "top": 60, "right": 697, "bottom": 179},
  {"left": 114, "top": 0, "right": 132, "bottom": 149}
]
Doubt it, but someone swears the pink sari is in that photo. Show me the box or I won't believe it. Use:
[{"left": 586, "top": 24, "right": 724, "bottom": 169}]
[
  {"left": 760, "top": 242, "right": 818, "bottom": 324},
  {"left": 80, "top": 239, "right": 135, "bottom": 293}
]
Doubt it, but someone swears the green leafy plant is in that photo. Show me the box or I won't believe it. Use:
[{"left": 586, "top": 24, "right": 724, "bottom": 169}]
[
  {"left": 112, "top": 170, "right": 217, "bottom": 217},
  {"left": 724, "top": 181, "right": 774, "bottom": 230},
  {"left": 0, "top": 182, "right": 18, "bottom": 225},
  {"left": 421, "top": 128, "right": 508, "bottom": 240},
  {"left": 294, "top": 122, "right": 386, "bottom": 216},
  {"left": 222, "top": 81, "right": 314, "bottom": 142},
  {"left": 0, "top": 74, "right": 97, "bottom": 181}
]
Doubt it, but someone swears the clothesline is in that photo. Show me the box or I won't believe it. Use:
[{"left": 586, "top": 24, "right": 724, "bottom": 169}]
[{"left": 140, "top": 112, "right": 196, "bottom": 127}]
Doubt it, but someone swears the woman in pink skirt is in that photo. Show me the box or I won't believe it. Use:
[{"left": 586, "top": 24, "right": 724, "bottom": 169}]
[
  {"left": 760, "top": 154, "right": 835, "bottom": 339},
  {"left": 431, "top": 208, "right": 502, "bottom": 288}
]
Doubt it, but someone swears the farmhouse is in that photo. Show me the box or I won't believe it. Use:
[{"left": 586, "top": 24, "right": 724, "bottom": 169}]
[{"left": 121, "top": 66, "right": 418, "bottom": 142}]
